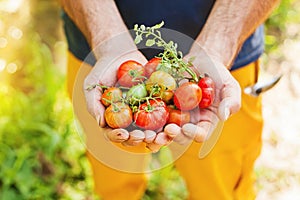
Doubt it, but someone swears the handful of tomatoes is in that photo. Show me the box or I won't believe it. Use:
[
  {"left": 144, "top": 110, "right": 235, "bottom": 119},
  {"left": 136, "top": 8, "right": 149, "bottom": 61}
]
[
  {"left": 100, "top": 57, "right": 215, "bottom": 131},
  {"left": 90, "top": 22, "right": 216, "bottom": 132}
]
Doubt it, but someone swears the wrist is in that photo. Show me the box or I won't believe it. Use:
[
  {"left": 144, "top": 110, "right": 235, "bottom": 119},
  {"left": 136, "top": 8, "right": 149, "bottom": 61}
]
[
  {"left": 91, "top": 31, "right": 138, "bottom": 60},
  {"left": 195, "top": 31, "right": 241, "bottom": 69}
]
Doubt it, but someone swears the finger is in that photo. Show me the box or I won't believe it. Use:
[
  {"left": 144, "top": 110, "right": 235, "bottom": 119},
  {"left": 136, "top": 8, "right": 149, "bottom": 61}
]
[
  {"left": 182, "top": 123, "right": 210, "bottom": 143},
  {"left": 97, "top": 95, "right": 106, "bottom": 128},
  {"left": 83, "top": 78, "right": 106, "bottom": 127},
  {"left": 218, "top": 80, "right": 241, "bottom": 121},
  {"left": 189, "top": 106, "right": 217, "bottom": 124},
  {"left": 146, "top": 143, "right": 162, "bottom": 153},
  {"left": 144, "top": 130, "right": 157, "bottom": 143},
  {"left": 154, "top": 132, "right": 173, "bottom": 145},
  {"left": 189, "top": 108, "right": 201, "bottom": 124},
  {"left": 173, "top": 133, "right": 192, "bottom": 145},
  {"left": 196, "top": 121, "right": 216, "bottom": 140},
  {"left": 122, "top": 130, "right": 145, "bottom": 146},
  {"left": 164, "top": 123, "right": 192, "bottom": 145},
  {"left": 146, "top": 132, "right": 172, "bottom": 153},
  {"left": 156, "top": 127, "right": 164, "bottom": 133},
  {"left": 164, "top": 123, "right": 181, "bottom": 138},
  {"left": 104, "top": 128, "right": 129, "bottom": 143}
]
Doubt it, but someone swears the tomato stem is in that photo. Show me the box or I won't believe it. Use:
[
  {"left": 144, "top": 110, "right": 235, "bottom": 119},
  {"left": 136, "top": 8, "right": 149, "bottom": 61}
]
[
  {"left": 118, "top": 86, "right": 131, "bottom": 90},
  {"left": 145, "top": 98, "right": 153, "bottom": 112},
  {"left": 128, "top": 69, "right": 147, "bottom": 85},
  {"left": 134, "top": 25, "right": 199, "bottom": 83},
  {"left": 112, "top": 102, "right": 121, "bottom": 112},
  {"left": 86, "top": 83, "right": 109, "bottom": 91},
  {"left": 102, "top": 97, "right": 111, "bottom": 104}
]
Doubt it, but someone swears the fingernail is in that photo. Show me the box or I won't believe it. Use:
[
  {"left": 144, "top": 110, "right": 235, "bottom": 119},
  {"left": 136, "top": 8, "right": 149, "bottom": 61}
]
[
  {"left": 96, "top": 115, "right": 100, "bottom": 124},
  {"left": 224, "top": 108, "right": 230, "bottom": 121}
]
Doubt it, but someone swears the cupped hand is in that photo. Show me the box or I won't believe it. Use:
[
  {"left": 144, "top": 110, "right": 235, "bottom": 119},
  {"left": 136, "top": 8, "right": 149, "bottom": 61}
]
[
  {"left": 83, "top": 47, "right": 173, "bottom": 151},
  {"left": 164, "top": 46, "right": 241, "bottom": 144}
]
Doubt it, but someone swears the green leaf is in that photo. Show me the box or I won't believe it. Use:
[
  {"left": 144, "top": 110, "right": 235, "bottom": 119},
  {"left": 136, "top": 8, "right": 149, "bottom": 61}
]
[
  {"left": 140, "top": 25, "right": 146, "bottom": 31},
  {"left": 0, "top": 188, "right": 20, "bottom": 200},
  {"left": 156, "top": 41, "right": 163, "bottom": 47},
  {"left": 134, "top": 35, "right": 142, "bottom": 44},
  {"left": 146, "top": 39, "right": 156, "bottom": 47},
  {"left": 153, "top": 21, "right": 165, "bottom": 29},
  {"left": 167, "top": 41, "right": 175, "bottom": 51},
  {"left": 134, "top": 24, "right": 138, "bottom": 31}
]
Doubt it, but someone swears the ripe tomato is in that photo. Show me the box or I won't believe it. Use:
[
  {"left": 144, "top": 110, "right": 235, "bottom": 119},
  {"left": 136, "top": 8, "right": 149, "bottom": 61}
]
[
  {"left": 160, "top": 90, "right": 174, "bottom": 104},
  {"left": 134, "top": 99, "right": 169, "bottom": 130},
  {"left": 198, "top": 76, "right": 215, "bottom": 108},
  {"left": 173, "top": 82, "right": 202, "bottom": 111},
  {"left": 117, "top": 60, "right": 145, "bottom": 87},
  {"left": 104, "top": 102, "right": 133, "bottom": 129},
  {"left": 144, "top": 57, "right": 162, "bottom": 77},
  {"left": 146, "top": 70, "right": 176, "bottom": 103},
  {"left": 101, "top": 87, "right": 122, "bottom": 107},
  {"left": 167, "top": 106, "right": 190, "bottom": 126}
]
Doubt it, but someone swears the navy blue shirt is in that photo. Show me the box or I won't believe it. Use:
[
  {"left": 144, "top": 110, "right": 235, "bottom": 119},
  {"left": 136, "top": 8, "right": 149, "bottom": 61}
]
[{"left": 62, "top": 0, "right": 264, "bottom": 71}]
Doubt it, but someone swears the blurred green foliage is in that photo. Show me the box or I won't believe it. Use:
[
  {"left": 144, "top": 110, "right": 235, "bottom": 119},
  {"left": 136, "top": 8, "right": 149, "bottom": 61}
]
[
  {"left": 0, "top": 0, "right": 97, "bottom": 199},
  {"left": 265, "top": 0, "right": 300, "bottom": 53},
  {"left": 0, "top": 0, "right": 299, "bottom": 199},
  {"left": 0, "top": 32, "right": 95, "bottom": 199}
]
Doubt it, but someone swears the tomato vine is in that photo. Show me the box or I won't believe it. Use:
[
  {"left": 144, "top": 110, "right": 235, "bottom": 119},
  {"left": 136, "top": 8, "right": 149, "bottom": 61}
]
[{"left": 133, "top": 21, "right": 199, "bottom": 83}]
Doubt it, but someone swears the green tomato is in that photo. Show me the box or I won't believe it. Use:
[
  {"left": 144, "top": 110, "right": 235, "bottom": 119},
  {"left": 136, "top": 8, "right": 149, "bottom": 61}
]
[{"left": 126, "top": 84, "right": 148, "bottom": 105}]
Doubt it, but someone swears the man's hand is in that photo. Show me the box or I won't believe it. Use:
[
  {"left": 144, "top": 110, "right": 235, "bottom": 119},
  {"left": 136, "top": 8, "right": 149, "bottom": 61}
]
[
  {"left": 165, "top": 46, "right": 241, "bottom": 144},
  {"left": 83, "top": 45, "right": 174, "bottom": 151},
  {"left": 164, "top": 0, "right": 279, "bottom": 145},
  {"left": 83, "top": 49, "right": 143, "bottom": 141}
]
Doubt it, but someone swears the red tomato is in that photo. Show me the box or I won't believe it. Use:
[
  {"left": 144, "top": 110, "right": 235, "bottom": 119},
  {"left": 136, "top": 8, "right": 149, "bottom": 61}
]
[
  {"left": 173, "top": 82, "right": 202, "bottom": 111},
  {"left": 117, "top": 60, "right": 145, "bottom": 87},
  {"left": 144, "top": 57, "right": 162, "bottom": 77},
  {"left": 167, "top": 106, "right": 190, "bottom": 126},
  {"left": 198, "top": 76, "right": 215, "bottom": 108},
  {"left": 104, "top": 102, "right": 133, "bottom": 128},
  {"left": 101, "top": 87, "right": 122, "bottom": 107},
  {"left": 134, "top": 99, "right": 169, "bottom": 130}
]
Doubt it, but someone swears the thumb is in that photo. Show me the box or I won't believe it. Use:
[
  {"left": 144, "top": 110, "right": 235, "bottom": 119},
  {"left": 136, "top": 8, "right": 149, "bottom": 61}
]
[
  {"left": 96, "top": 110, "right": 106, "bottom": 128},
  {"left": 83, "top": 80, "right": 106, "bottom": 127}
]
